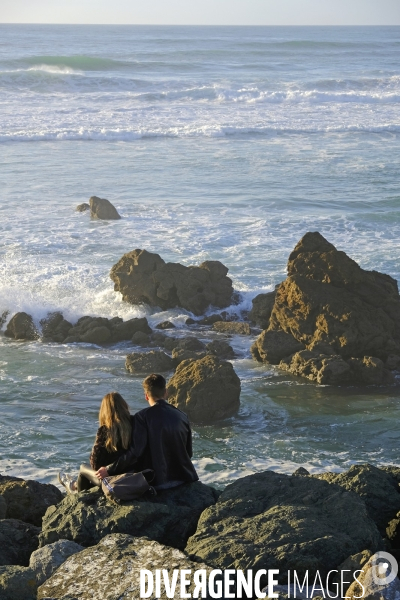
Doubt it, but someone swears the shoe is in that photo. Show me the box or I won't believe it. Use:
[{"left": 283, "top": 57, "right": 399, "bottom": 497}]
[{"left": 58, "top": 471, "right": 77, "bottom": 494}]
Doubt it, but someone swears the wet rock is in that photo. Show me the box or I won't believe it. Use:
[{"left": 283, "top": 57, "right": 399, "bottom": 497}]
[
  {"left": 39, "top": 481, "right": 218, "bottom": 550},
  {"left": 347, "top": 356, "right": 394, "bottom": 385},
  {"left": 131, "top": 331, "right": 151, "bottom": 346},
  {"left": 155, "top": 320, "right": 176, "bottom": 329},
  {"left": 249, "top": 291, "right": 276, "bottom": 329},
  {"left": 63, "top": 315, "right": 151, "bottom": 345},
  {"left": 315, "top": 463, "right": 400, "bottom": 534},
  {"left": 111, "top": 316, "right": 152, "bottom": 342},
  {"left": 89, "top": 196, "right": 121, "bottom": 220},
  {"left": 4, "top": 312, "right": 39, "bottom": 341},
  {"left": 38, "top": 534, "right": 212, "bottom": 600},
  {"left": 185, "top": 317, "right": 196, "bottom": 325},
  {"left": 0, "top": 474, "right": 63, "bottom": 527},
  {"left": 76, "top": 202, "right": 90, "bottom": 212},
  {"left": 29, "top": 539, "right": 84, "bottom": 585},
  {"left": 110, "top": 249, "right": 233, "bottom": 315},
  {"left": 186, "top": 470, "right": 382, "bottom": 581},
  {"left": 206, "top": 339, "right": 235, "bottom": 359},
  {"left": 125, "top": 350, "right": 174, "bottom": 374},
  {"left": 40, "top": 312, "right": 73, "bottom": 343},
  {"left": 173, "top": 336, "right": 206, "bottom": 352},
  {"left": 252, "top": 232, "right": 400, "bottom": 384},
  {"left": 213, "top": 321, "right": 251, "bottom": 335},
  {"left": 171, "top": 348, "right": 207, "bottom": 367},
  {"left": 198, "top": 313, "right": 224, "bottom": 325},
  {"left": 251, "top": 329, "right": 305, "bottom": 364},
  {"left": 167, "top": 355, "right": 241, "bottom": 423},
  {"left": 0, "top": 519, "right": 40, "bottom": 566},
  {"left": 0, "top": 565, "right": 37, "bottom": 600},
  {"left": 279, "top": 350, "right": 352, "bottom": 385},
  {"left": 346, "top": 552, "right": 400, "bottom": 600}
]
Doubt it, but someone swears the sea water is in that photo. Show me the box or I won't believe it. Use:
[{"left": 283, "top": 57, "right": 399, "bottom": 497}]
[{"left": 1, "top": 25, "right": 400, "bottom": 487}]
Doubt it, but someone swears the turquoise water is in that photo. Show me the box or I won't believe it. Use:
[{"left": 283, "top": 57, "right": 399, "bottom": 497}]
[{"left": 1, "top": 25, "right": 400, "bottom": 487}]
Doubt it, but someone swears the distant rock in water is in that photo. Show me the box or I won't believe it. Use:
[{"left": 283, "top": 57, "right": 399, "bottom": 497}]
[
  {"left": 76, "top": 203, "right": 90, "bottom": 212},
  {"left": 89, "top": 196, "right": 121, "bottom": 220},
  {"left": 251, "top": 232, "right": 400, "bottom": 385},
  {"left": 4, "top": 312, "right": 39, "bottom": 341},
  {"left": 167, "top": 355, "right": 241, "bottom": 423},
  {"left": 125, "top": 350, "right": 174, "bottom": 374},
  {"left": 110, "top": 249, "right": 233, "bottom": 315},
  {"left": 249, "top": 290, "right": 276, "bottom": 329}
]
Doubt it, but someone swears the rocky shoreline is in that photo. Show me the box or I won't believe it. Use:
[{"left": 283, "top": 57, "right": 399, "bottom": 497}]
[{"left": 2, "top": 463, "right": 400, "bottom": 599}]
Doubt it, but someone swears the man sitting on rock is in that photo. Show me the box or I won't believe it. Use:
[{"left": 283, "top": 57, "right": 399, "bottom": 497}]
[{"left": 96, "top": 373, "right": 198, "bottom": 490}]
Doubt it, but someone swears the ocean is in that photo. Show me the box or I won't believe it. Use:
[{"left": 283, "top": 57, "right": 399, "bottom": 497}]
[{"left": 1, "top": 24, "right": 400, "bottom": 487}]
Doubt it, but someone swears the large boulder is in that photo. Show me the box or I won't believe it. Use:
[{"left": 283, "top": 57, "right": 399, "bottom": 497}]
[
  {"left": 206, "top": 339, "right": 235, "bottom": 359},
  {"left": 89, "top": 196, "right": 121, "bottom": 220},
  {"left": 111, "top": 316, "right": 152, "bottom": 342},
  {"left": 125, "top": 350, "right": 174, "bottom": 374},
  {"left": 186, "top": 470, "right": 382, "bottom": 581},
  {"left": 0, "top": 519, "right": 40, "bottom": 567},
  {"left": 38, "top": 534, "right": 212, "bottom": 600},
  {"left": 29, "top": 539, "right": 84, "bottom": 585},
  {"left": 40, "top": 312, "right": 73, "bottom": 343},
  {"left": 249, "top": 290, "right": 276, "bottom": 329},
  {"left": 0, "top": 474, "right": 63, "bottom": 527},
  {"left": 39, "top": 481, "right": 218, "bottom": 550},
  {"left": 63, "top": 315, "right": 151, "bottom": 344},
  {"left": 4, "top": 312, "right": 39, "bottom": 341},
  {"left": 110, "top": 249, "right": 233, "bottom": 315},
  {"left": 252, "top": 232, "right": 400, "bottom": 384},
  {"left": 167, "top": 355, "right": 241, "bottom": 423}
]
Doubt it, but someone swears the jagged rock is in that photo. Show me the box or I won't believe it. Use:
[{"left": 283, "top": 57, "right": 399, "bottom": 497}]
[
  {"left": 0, "top": 519, "right": 40, "bottom": 566},
  {"left": 131, "top": 331, "right": 151, "bottom": 346},
  {"left": 0, "top": 565, "right": 37, "bottom": 600},
  {"left": 206, "top": 340, "right": 235, "bottom": 359},
  {"left": 186, "top": 470, "right": 382, "bottom": 581},
  {"left": 38, "top": 534, "right": 212, "bottom": 600},
  {"left": 155, "top": 320, "right": 176, "bottom": 329},
  {"left": 279, "top": 350, "right": 352, "bottom": 385},
  {"left": 167, "top": 355, "right": 240, "bottom": 423},
  {"left": 252, "top": 232, "right": 400, "bottom": 385},
  {"left": 213, "top": 321, "right": 251, "bottom": 335},
  {"left": 39, "top": 481, "right": 218, "bottom": 550},
  {"left": 0, "top": 474, "right": 63, "bottom": 527},
  {"left": 110, "top": 249, "right": 233, "bottom": 315},
  {"left": 126, "top": 350, "right": 174, "bottom": 374},
  {"left": 40, "top": 312, "right": 73, "bottom": 343},
  {"left": 249, "top": 291, "right": 276, "bottom": 329},
  {"left": 76, "top": 203, "right": 90, "bottom": 212},
  {"left": 292, "top": 467, "right": 310, "bottom": 477},
  {"left": 89, "top": 196, "right": 121, "bottom": 220},
  {"left": 4, "top": 312, "right": 39, "bottom": 341},
  {"left": 314, "top": 464, "right": 400, "bottom": 534},
  {"left": 111, "top": 317, "right": 152, "bottom": 342},
  {"left": 346, "top": 552, "right": 400, "bottom": 600},
  {"left": 171, "top": 348, "right": 207, "bottom": 367},
  {"left": 347, "top": 356, "right": 394, "bottom": 385},
  {"left": 251, "top": 329, "right": 305, "bottom": 364},
  {"left": 29, "top": 539, "right": 84, "bottom": 585}
]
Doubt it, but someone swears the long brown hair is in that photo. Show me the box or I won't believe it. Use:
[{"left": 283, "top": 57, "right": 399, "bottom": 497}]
[{"left": 99, "top": 392, "right": 131, "bottom": 452}]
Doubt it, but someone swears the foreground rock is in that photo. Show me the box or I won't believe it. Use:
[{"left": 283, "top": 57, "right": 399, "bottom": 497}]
[
  {"left": 0, "top": 473, "right": 63, "bottom": 526},
  {"left": 126, "top": 350, "right": 174, "bottom": 374},
  {"left": 346, "top": 552, "right": 400, "bottom": 600},
  {"left": 4, "top": 312, "right": 39, "bottom": 341},
  {"left": 29, "top": 539, "right": 84, "bottom": 584},
  {"left": 167, "top": 355, "right": 241, "bottom": 423},
  {"left": 39, "top": 481, "right": 218, "bottom": 550},
  {"left": 38, "top": 534, "right": 212, "bottom": 600},
  {"left": 110, "top": 249, "right": 233, "bottom": 315},
  {"left": 251, "top": 232, "right": 400, "bottom": 385},
  {"left": 89, "top": 196, "right": 121, "bottom": 219},
  {"left": 0, "top": 519, "right": 40, "bottom": 566},
  {"left": 186, "top": 470, "right": 382, "bottom": 580},
  {"left": 0, "top": 566, "right": 37, "bottom": 600}
]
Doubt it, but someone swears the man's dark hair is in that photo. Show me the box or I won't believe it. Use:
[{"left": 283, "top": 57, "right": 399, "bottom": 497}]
[{"left": 143, "top": 373, "right": 167, "bottom": 399}]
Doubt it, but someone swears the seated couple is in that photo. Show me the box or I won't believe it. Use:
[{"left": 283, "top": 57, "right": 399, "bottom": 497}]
[{"left": 58, "top": 373, "right": 198, "bottom": 494}]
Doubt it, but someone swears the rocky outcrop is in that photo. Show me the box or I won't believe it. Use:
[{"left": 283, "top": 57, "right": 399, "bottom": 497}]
[
  {"left": 213, "top": 321, "right": 251, "bottom": 335},
  {"left": 29, "top": 539, "right": 84, "bottom": 584},
  {"left": 0, "top": 474, "right": 63, "bottom": 527},
  {"left": 40, "top": 312, "right": 73, "bottom": 343},
  {"left": 346, "top": 552, "right": 400, "bottom": 600},
  {"left": 171, "top": 348, "right": 207, "bottom": 367},
  {"left": 167, "top": 355, "right": 241, "bottom": 423},
  {"left": 249, "top": 290, "right": 276, "bottom": 329},
  {"left": 64, "top": 315, "right": 151, "bottom": 344},
  {"left": 38, "top": 534, "right": 212, "bottom": 600},
  {"left": 4, "top": 312, "right": 39, "bottom": 341},
  {"left": 76, "top": 202, "right": 90, "bottom": 212},
  {"left": 125, "top": 350, "right": 174, "bottom": 374},
  {"left": 252, "top": 232, "right": 400, "bottom": 385},
  {"left": 89, "top": 196, "right": 121, "bottom": 220},
  {"left": 110, "top": 249, "right": 233, "bottom": 315},
  {"left": 0, "top": 519, "right": 40, "bottom": 566},
  {"left": 39, "top": 482, "right": 218, "bottom": 550},
  {"left": 186, "top": 470, "right": 382, "bottom": 581}
]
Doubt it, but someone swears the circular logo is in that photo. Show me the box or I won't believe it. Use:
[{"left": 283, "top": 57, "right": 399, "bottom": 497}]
[{"left": 371, "top": 551, "right": 398, "bottom": 586}]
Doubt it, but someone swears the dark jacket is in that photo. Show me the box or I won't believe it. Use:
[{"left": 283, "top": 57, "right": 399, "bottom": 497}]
[
  {"left": 107, "top": 400, "right": 198, "bottom": 488},
  {"left": 90, "top": 415, "right": 135, "bottom": 473}
]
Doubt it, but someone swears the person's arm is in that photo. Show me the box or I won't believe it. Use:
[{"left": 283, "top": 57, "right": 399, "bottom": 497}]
[{"left": 106, "top": 413, "right": 148, "bottom": 476}]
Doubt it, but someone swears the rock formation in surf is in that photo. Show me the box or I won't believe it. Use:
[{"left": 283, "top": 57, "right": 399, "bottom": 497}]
[
  {"left": 110, "top": 249, "right": 233, "bottom": 315},
  {"left": 4, "top": 313, "right": 39, "bottom": 341},
  {"left": 89, "top": 196, "right": 121, "bottom": 220},
  {"left": 251, "top": 232, "right": 400, "bottom": 385},
  {"left": 75, "top": 203, "right": 90, "bottom": 212}
]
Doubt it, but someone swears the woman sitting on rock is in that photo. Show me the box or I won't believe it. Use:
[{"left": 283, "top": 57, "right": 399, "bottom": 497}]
[{"left": 58, "top": 391, "right": 134, "bottom": 493}]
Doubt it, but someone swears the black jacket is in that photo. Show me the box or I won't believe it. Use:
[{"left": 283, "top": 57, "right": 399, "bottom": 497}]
[
  {"left": 107, "top": 400, "right": 198, "bottom": 488},
  {"left": 90, "top": 415, "right": 135, "bottom": 472}
]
